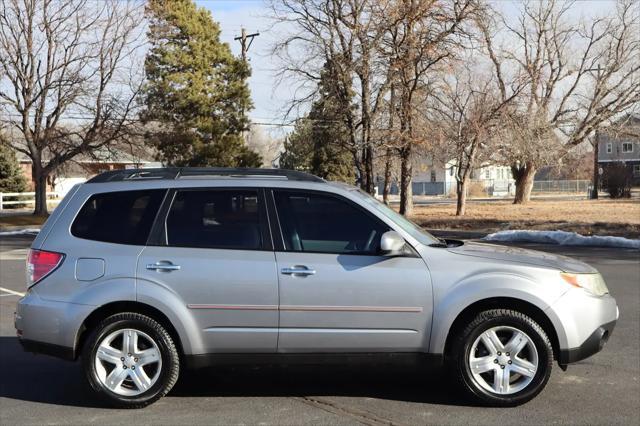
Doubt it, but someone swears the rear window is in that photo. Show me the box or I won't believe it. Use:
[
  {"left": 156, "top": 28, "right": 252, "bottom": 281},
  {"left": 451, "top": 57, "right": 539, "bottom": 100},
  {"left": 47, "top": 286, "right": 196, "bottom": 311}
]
[{"left": 71, "top": 190, "right": 165, "bottom": 245}]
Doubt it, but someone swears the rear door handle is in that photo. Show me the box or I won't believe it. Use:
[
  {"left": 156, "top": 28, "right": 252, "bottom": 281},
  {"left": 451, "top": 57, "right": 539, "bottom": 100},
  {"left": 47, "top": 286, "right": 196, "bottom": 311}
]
[
  {"left": 146, "top": 262, "right": 181, "bottom": 272},
  {"left": 281, "top": 266, "right": 316, "bottom": 276}
]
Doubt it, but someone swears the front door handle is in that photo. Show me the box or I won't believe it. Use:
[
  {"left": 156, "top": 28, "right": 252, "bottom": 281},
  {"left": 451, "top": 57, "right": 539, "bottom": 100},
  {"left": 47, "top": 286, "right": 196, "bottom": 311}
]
[
  {"left": 281, "top": 266, "right": 316, "bottom": 276},
  {"left": 146, "top": 262, "right": 181, "bottom": 272}
]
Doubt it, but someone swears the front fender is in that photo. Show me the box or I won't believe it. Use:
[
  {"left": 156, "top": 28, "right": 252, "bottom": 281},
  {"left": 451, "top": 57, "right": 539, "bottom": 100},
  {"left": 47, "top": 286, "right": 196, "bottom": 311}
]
[{"left": 428, "top": 270, "right": 570, "bottom": 354}]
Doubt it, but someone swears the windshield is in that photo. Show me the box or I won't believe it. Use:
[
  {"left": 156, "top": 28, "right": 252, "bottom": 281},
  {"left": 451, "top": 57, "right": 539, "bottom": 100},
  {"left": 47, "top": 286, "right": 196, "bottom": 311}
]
[{"left": 353, "top": 190, "right": 440, "bottom": 245}]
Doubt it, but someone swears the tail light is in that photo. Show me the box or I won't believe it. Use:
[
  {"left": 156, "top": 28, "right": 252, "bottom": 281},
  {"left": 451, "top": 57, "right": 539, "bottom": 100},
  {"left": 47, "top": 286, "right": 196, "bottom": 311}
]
[{"left": 26, "top": 249, "right": 65, "bottom": 287}]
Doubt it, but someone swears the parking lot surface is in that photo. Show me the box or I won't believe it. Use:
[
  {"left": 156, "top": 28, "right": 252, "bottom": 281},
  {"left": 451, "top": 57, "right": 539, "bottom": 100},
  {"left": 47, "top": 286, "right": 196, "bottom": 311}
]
[{"left": 1, "top": 234, "right": 638, "bottom": 425}]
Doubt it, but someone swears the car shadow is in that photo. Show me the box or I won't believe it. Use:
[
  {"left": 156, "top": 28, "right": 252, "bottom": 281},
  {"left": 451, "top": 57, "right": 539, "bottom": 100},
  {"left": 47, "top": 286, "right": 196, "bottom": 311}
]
[{"left": 0, "top": 336, "right": 475, "bottom": 408}]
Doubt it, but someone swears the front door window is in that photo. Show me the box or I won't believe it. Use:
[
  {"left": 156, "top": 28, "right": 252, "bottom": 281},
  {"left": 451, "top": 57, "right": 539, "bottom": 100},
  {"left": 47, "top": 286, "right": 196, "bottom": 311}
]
[{"left": 274, "top": 191, "right": 389, "bottom": 255}]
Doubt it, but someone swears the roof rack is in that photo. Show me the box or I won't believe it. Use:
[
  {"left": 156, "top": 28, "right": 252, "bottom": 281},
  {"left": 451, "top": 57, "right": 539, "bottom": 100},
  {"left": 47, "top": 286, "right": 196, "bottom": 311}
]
[{"left": 86, "top": 167, "right": 325, "bottom": 183}]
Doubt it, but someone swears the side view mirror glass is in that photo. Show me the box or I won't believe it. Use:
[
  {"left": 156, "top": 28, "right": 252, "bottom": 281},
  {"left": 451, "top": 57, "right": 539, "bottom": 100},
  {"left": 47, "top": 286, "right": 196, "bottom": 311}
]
[{"left": 380, "top": 231, "right": 406, "bottom": 255}]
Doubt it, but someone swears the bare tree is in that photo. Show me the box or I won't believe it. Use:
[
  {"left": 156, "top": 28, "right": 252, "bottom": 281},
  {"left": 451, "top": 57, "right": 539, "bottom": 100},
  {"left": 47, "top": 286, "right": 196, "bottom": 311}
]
[
  {"left": 431, "top": 63, "right": 520, "bottom": 215},
  {"left": 244, "top": 124, "right": 284, "bottom": 167},
  {"left": 0, "top": 0, "right": 144, "bottom": 215},
  {"left": 484, "top": 0, "right": 640, "bottom": 204},
  {"left": 379, "top": 0, "right": 481, "bottom": 215},
  {"left": 269, "top": 0, "right": 393, "bottom": 194}
]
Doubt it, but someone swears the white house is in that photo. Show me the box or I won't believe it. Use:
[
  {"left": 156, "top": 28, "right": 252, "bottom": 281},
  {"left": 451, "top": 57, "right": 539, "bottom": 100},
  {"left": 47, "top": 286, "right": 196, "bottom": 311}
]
[{"left": 385, "top": 158, "right": 515, "bottom": 197}]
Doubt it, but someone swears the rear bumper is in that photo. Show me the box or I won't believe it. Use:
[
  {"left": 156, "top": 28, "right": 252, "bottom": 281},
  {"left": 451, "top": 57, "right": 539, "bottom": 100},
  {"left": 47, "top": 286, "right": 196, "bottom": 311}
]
[
  {"left": 14, "top": 289, "right": 93, "bottom": 360},
  {"left": 558, "top": 319, "right": 616, "bottom": 365},
  {"left": 18, "top": 338, "right": 75, "bottom": 361}
]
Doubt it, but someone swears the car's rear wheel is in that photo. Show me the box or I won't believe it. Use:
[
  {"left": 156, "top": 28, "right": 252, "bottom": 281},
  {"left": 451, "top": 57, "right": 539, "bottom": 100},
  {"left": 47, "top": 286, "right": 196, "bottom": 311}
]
[
  {"left": 82, "top": 312, "right": 180, "bottom": 408},
  {"left": 451, "top": 309, "right": 553, "bottom": 406}
]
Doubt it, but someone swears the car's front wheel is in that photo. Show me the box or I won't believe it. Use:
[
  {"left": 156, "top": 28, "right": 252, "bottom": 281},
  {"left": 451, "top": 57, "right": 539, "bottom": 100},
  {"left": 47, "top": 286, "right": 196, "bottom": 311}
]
[
  {"left": 82, "top": 312, "right": 180, "bottom": 408},
  {"left": 451, "top": 309, "right": 553, "bottom": 406}
]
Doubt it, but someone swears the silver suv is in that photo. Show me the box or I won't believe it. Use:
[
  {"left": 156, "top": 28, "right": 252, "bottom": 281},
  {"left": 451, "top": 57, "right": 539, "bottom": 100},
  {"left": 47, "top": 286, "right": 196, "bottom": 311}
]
[{"left": 15, "top": 168, "right": 618, "bottom": 408}]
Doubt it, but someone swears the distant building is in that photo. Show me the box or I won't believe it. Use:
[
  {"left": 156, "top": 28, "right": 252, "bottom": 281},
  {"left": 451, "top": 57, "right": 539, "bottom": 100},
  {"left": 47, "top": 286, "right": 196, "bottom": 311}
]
[
  {"left": 597, "top": 115, "right": 640, "bottom": 186},
  {"left": 17, "top": 147, "right": 158, "bottom": 197},
  {"left": 378, "top": 157, "right": 514, "bottom": 197}
]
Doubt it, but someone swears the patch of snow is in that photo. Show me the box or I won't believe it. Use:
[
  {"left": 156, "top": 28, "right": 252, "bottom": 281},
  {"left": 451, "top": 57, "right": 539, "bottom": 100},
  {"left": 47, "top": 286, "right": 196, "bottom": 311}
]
[
  {"left": 0, "top": 228, "right": 40, "bottom": 236},
  {"left": 483, "top": 230, "right": 640, "bottom": 249}
]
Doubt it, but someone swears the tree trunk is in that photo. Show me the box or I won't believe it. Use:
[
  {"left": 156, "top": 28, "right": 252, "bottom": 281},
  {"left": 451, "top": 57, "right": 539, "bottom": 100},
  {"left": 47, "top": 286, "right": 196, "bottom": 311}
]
[
  {"left": 399, "top": 145, "right": 413, "bottom": 216},
  {"left": 384, "top": 83, "right": 395, "bottom": 205},
  {"left": 359, "top": 149, "right": 370, "bottom": 192},
  {"left": 383, "top": 148, "right": 392, "bottom": 204},
  {"left": 456, "top": 178, "right": 468, "bottom": 216},
  {"left": 32, "top": 166, "right": 49, "bottom": 216},
  {"left": 591, "top": 140, "right": 599, "bottom": 199},
  {"left": 512, "top": 162, "right": 536, "bottom": 204},
  {"left": 364, "top": 145, "right": 375, "bottom": 195}
]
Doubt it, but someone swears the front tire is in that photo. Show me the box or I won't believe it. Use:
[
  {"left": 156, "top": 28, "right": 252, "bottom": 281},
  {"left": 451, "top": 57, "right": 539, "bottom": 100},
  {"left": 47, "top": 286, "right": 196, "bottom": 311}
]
[
  {"left": 82, "top": 312, "right": 180, "bottom": 408},
  {"left": 451, "top": 309, "right": 553, "bottom": 406}
]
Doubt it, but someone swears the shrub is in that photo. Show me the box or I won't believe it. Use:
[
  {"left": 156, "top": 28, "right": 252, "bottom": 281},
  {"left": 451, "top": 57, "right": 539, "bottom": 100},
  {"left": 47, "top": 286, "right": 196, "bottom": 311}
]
[
  {"left": 602, "top": 162, "right": 632, "bottom": 198},
  {"left": 468, "top": 181, "right": 488, "bottom": 197}
]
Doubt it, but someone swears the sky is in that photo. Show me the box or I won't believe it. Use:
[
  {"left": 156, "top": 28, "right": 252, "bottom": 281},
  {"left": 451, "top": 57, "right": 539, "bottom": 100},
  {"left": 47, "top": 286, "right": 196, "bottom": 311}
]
[
  {"left": 197, "top": 0, "right": 619, "bottom": 136},
  {"left": 196, "top": 0, "right": 294, "bottom": 137}
]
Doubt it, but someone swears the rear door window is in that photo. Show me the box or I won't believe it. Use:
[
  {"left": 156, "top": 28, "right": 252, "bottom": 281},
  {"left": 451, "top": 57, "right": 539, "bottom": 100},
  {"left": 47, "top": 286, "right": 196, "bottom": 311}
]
[
  {"left": 165, "top": 189, "right": 266, "bottom": 250},
  {"left": 71, "top": 190, "right": 166, "bottom": 245}
]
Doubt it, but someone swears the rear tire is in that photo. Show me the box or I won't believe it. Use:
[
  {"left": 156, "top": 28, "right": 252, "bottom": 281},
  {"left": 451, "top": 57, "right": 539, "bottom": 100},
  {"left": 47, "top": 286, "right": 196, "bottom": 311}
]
[
  {"left": 82, "top": 312, "right": 180, "bottom": 408},
  {"left": 451, "top": 309, "right": 553, "bottom": 406}
]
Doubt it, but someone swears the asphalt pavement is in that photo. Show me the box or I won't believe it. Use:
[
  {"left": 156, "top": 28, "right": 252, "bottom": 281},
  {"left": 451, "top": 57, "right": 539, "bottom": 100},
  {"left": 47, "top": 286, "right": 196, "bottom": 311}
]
[{"left": 0, "top": 234, "right": 638, "bottom": 425}]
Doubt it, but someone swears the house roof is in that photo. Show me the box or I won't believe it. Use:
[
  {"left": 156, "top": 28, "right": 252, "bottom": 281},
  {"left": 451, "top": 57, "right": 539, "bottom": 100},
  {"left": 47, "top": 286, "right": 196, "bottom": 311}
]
[{"left": 16, "top": 146, "right": 155, "bottom": 165}]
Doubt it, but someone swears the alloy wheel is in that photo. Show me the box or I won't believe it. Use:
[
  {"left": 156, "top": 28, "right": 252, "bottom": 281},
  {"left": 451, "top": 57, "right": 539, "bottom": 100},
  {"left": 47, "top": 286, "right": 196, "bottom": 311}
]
[
  {"left": 468, "top": 325, "right": 539, "bottom": 395},
  {"left": 94, "top": 328, "right": 163, "bottom": 397}
]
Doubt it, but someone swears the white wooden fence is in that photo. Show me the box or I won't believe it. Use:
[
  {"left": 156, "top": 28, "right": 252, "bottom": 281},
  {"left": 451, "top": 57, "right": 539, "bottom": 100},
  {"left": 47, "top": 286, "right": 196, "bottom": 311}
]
[{"left": 0, "top": 192, "right": 61, "bottom": 210}]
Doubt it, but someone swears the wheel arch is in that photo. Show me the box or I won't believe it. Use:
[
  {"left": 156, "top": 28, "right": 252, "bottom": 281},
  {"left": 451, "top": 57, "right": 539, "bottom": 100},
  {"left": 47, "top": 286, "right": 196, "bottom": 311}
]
[
  {"left": 442, "top": 297, "right": 560, "bottom": 362},
  {"left": 75, "top": 301, "right": 184, "bottom": 360}
]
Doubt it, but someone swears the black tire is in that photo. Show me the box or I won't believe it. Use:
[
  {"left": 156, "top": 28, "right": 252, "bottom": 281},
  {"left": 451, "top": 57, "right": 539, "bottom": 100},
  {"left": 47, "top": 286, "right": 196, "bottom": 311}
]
[
  {"left": 82, "top": 312, "right": 180, "bottom": 408},
  {"left": 451, "top": 309, "right": 553, "bottom": 406}
]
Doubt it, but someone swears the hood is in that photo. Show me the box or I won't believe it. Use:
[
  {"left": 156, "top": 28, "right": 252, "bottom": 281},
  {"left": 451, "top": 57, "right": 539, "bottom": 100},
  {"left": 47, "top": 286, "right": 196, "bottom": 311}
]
[{"left": 446, "top": 241, "right": 597, "bottom": 273}]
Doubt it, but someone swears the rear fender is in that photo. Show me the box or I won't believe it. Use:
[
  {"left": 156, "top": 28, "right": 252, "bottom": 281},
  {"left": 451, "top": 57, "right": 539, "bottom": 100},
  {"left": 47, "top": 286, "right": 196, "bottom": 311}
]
[{"left": 136, "top": 278, "right": 204, "bottom": 355}]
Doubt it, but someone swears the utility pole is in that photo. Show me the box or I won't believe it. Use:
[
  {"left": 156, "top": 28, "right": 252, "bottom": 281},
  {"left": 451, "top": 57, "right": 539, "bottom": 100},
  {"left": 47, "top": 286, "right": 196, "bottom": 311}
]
[
  {"left": 234, "top": 27, "right": 259, "bottom": 62},
  {"left": 234, "top": 28, "right": 259, "bottom": 143}
]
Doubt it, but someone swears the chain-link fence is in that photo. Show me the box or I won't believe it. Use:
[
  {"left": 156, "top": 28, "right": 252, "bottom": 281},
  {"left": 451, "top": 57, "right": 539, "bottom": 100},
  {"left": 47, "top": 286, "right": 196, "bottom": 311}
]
[
  {"left": 378, "top": 179, "right": 591, "bottom": 196},
  {"left": 531, "top": 180, "right": 590, "bottom": 193}
]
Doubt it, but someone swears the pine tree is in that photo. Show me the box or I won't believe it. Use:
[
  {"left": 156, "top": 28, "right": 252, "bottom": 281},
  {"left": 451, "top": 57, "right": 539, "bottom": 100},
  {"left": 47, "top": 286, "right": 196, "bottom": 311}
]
[
  {"left": 279, "top": 120, "right": 314, "bottom": 172},
  {"left": 0, "top": 143, "right": 27, "bottom": 193},
  {"left": 142, "top": 0, "right": 261, "bottom": 167},
  {"left": 279, "top": 64, "right": 355, "bottom": 182}
]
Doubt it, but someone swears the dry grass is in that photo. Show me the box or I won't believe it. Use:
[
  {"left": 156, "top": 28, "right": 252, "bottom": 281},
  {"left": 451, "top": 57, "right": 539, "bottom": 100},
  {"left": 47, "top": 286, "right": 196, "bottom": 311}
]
[
  {"left": 0, "top": 213, "right": 48, "bottom": 229},
  {"left": 2, "top": 199, "right": 639, "bottom": 238},
  {"left": 411, "top": 198, "right": 640, "bottom": 238}
]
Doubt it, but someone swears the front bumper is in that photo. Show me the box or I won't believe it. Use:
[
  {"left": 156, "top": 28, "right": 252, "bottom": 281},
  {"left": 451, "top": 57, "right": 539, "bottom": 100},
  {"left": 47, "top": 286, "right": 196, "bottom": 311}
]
[
  {"left": 15, "top": 289, "right": 94, "bottom": 361},
  {"left": 546, "top": 289, "right": 619, "bottom": 365},
  {"left": 558, "top": 320, "right": 616, "bottom": 365}
]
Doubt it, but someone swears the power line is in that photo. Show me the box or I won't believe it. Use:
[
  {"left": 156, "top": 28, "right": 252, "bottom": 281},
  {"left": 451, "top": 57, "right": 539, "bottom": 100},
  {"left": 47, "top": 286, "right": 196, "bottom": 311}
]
[
  {"left": 0, "top": 113, "right": 346, "bottom": 128},
  {"left": 0, "top": 115, "right": 296, "bottom": 127}
]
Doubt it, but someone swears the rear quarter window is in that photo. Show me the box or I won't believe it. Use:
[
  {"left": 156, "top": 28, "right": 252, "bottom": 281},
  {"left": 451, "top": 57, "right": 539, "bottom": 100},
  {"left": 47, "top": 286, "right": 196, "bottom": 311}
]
[{"left": 71, "top": 190, "right": 165, "bottom": 245}]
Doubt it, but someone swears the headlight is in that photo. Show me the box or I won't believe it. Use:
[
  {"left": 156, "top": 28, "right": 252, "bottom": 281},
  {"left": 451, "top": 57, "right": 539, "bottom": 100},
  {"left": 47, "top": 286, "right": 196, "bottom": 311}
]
[{"left": 560, "top": 272, "right": 609, "bottom": 296}]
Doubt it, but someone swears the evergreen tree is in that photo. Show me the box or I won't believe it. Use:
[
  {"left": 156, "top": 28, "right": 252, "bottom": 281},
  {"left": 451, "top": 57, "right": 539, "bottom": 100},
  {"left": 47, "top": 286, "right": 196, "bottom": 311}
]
[
  {"left": 142, "top": 0, "right": 261, "bottom": 167},
  {"left": 279, "top": 120, "right": 314, "bottom": 172},
  {"left": 279, "top": 65, "right": 355, "bottom": 182},
  {"left": 0, "top": 142, "right": 27, "bottom": 193}
]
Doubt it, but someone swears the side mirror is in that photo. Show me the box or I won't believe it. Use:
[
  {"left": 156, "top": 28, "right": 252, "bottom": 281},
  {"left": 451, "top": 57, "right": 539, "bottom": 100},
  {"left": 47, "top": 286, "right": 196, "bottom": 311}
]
[{"left": 380, "top": 231, "right": 406, "bottom": 255}]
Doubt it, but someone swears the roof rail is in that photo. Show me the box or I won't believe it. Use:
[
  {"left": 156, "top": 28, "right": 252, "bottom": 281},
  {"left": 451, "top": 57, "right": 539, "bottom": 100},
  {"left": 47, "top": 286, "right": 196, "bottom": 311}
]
[{"left": 86, "top": 167, "right": 325, "bottom": 183}]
